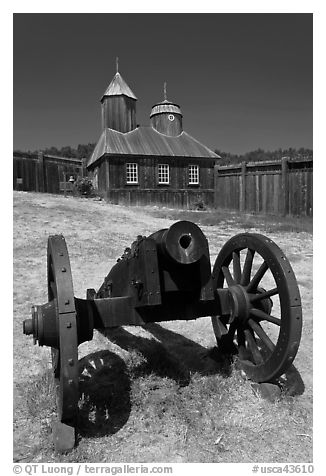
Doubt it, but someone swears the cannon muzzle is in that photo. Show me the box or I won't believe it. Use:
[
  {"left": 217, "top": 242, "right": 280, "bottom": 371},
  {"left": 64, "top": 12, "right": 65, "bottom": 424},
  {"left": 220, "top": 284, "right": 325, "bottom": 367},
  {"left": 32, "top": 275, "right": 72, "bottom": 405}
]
[{"left": 149, "top": 220, "right": 208, "bottom": 265}]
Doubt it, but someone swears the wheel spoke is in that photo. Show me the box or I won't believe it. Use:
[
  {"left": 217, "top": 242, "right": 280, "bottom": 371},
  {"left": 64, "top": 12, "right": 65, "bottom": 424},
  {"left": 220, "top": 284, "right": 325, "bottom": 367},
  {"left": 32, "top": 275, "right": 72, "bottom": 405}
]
[
  {"left": 240, "top": 248, "right": 255, "bottom": 286},
  {"left": 50, "top": 281, "right": 57, "bottom": 299},
  {"left": 217, "top": 321, "right": 237, "bottom": 354},
  {"left": 228, "top": 321, "right": 237, "bottom": 341},
  {"left": 52, "top": 349, "right": 60, "bottom": 378},
  {"left": 222, "top": 266, "right": 235, "bottom": 286},
  {"left": 244, "top": 329, "right": 264, "bottom": 364},
  {"left": 236, "top": 326, "right": 245, "bottom": 353},
  {"left": 246, "top": 261, "right": 269, "bottom": 293},
  {"left": 232, "top": 251, "right": 242, "bottom": 284},
  {"left": 248, "top": 318, "right": 275, "bottom": 352},
  {"left": 250, "top": 287, "right": 279, "bottom": 303},
  {"left": 212, "top": 316, "right": 228, "bottom": 339},
  {"left": 237, "top": 326, "right": 250, "bottom": 360},
  {"left": 48, "top": 260, "right": 56, "bottom": 299},
  {"left": 250, "top": 308, "right": 281, "bottom": 326}
]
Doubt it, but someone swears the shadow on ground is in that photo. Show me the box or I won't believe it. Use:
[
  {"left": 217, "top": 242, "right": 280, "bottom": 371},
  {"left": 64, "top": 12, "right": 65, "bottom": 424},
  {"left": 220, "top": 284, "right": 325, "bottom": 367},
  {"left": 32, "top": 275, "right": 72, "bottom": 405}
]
[
  {"left": 77, "top": 350, "right": 131, "bottom": 438},
  {"left": 76, "top": 323, "right": 233, "bottom": 439},
  {"left": 104, "top": 322, "right": 233, "bottom": 383},
  {"left": 77, "top": 323, "right": 304, "bottom": 439}
]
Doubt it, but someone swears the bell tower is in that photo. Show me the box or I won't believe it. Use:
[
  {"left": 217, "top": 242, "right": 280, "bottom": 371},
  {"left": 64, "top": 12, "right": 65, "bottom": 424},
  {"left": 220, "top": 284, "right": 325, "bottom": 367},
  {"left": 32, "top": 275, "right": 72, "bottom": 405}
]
[
  {"left": 150, "top": 82, "right": 183, "bottom": 136},
  {"left": 101, "top": 58, "right": 137, "bottom": 133}
]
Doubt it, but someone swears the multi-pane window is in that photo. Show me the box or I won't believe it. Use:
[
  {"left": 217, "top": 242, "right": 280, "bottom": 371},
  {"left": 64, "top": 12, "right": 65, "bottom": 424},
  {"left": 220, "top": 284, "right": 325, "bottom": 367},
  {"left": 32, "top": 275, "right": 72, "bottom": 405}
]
[
  {"left": 158, "top": 164, "right": 170, "bottom": 184},
  {"left": 126, "top": 163, "right": 138, "bottom": 184},
  {"left": 188, "top": 165, "right": 199, "bottom": 184}
]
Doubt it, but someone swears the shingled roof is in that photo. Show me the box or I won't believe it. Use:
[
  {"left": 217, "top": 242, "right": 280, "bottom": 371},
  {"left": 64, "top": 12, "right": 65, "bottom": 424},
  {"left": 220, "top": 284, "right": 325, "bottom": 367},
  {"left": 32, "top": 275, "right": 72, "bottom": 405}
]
[
  {"left": 101, "top": 72, "right": 137, "bottom": 101},
  {"left": 150, "top": 100, "right": 182, "bottom": 118},
  {"left": 87, "top": 126, "right": 219, "bottom": 168}
]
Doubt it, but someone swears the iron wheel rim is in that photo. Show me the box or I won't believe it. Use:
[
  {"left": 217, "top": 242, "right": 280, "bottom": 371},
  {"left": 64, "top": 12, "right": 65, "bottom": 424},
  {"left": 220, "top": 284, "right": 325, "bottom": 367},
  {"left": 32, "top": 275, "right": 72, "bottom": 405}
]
[
  {"left": 211, "top": 233, "right": 302, "bottom": 383},
  {"left": 47, "top": 235, "right": 79, "bottom": 424}
]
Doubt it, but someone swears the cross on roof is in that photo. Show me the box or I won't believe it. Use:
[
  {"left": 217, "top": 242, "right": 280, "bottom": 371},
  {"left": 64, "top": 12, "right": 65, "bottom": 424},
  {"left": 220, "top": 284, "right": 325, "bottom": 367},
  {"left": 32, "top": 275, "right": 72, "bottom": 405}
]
[{"left": 164, "top": 82, "right": 167, "bottom": 101}]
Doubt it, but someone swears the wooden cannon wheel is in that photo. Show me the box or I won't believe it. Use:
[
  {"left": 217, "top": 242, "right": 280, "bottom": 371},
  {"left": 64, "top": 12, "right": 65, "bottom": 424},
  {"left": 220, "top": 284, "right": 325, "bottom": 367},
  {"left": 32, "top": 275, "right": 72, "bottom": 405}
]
[
  {"left": 211, "top": 233, "right": 302, "bottom": 383},
  {"left": 47, "top": 235, "right": 79, "bottom": 451}
]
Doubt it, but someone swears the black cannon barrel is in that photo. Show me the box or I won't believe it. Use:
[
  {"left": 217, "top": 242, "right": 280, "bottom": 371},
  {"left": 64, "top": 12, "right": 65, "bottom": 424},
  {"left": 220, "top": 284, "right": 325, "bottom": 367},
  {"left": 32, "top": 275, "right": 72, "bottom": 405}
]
[{"left": 148, "top": 220, "right": 208, "bottom": 265}]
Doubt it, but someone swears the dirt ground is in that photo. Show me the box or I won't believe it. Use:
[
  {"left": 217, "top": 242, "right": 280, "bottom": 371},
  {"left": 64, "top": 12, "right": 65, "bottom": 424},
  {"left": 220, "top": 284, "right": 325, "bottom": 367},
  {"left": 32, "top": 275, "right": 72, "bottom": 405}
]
[{"left": 13, "top": 191, "right": 313, "bottom": 463}]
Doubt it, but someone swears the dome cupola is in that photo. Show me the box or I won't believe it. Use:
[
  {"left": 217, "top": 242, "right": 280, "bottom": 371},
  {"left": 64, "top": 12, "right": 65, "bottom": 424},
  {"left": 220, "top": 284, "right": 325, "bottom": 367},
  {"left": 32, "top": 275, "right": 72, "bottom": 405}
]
[{"left": 150, "top": 83, "right": 183, "bottom": 136}]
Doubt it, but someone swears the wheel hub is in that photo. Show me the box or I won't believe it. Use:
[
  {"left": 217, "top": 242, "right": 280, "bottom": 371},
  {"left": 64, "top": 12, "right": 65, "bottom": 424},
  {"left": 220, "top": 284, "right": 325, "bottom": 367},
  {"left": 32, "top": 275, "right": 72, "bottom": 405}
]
[
  {"left": 228, "top": 285, "right": 251, "bottom": 324},
  {"left": 23, "top": 301, "right": 58, "bottom": 347},
  {"left": 255, "top": 287, "right": 273, "bottom": 315}
]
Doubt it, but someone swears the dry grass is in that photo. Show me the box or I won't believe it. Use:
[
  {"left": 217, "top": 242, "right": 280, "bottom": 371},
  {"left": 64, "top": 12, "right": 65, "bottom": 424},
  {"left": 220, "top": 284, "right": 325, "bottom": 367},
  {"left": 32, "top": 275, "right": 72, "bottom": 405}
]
[
  {"left": 13, "top": 191, "right": 313, "bottom": 463},
  {"left": 145, "top": 206, "right": 313, "bottom": 234}
]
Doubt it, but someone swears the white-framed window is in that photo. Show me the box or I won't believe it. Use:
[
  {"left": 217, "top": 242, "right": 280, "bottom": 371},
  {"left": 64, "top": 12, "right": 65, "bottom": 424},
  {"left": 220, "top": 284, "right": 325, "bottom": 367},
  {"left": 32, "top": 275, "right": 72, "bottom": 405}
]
[
  {"left": 188, "top": 165, "right": 199, "bottom": 184},
  {"left": 126, "top": 163, "right": 138, "bottom": 184},
  {"left": 158, "top": 164, "right": 170, "bottom": 184}
]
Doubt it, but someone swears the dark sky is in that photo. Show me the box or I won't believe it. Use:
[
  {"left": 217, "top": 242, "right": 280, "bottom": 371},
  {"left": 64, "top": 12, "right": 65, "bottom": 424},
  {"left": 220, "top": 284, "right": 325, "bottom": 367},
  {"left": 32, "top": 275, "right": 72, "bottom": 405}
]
[{"left": 13, "top": 13, "right": 312, "bottom": 154}]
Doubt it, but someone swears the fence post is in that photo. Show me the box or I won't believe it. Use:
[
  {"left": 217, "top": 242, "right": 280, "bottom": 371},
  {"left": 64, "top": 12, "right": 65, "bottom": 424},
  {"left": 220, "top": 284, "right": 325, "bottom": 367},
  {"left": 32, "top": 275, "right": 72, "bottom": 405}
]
[
  {"left": 240, "top": 162, "right": 246, "bottom": 212},
  {"left": 81, "top": 157, "right": 87, "bottom": 177},
  {"left": 38, "top": 151, "right": 45, "bottom": 193},
  {"left": 255, "top": 174, "right": 260, "bottom": 213},
  {"left": 213, "top": 164, "right": 220, "bottom": 208},
  {"left": 34, "top": 153, "right": 39, "bottom": 192},
  {"left": 281, "top": 157, "right": 289, "bottom": 216}
]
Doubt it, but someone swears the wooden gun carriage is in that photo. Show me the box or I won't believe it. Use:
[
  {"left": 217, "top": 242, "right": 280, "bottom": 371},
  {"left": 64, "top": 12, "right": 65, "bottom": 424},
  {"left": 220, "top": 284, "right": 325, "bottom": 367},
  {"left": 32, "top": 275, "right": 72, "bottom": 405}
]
[{"left": 23, "top": 220, "right": 302, "bottom": 452}]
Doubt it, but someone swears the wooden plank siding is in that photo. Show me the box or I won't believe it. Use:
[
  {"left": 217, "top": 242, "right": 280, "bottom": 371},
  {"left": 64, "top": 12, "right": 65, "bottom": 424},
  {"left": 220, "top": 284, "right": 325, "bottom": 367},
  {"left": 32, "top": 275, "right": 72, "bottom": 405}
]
[
  {"left": 106, "top": 189, "right": 215, "bottom": 208},
  {"left": 214, "top": 158, "right": 313, "bottom": 217},
  {"left": 101, "top": 95, "right": 136, "bottom": 133},
  {"left": 13, "top": 152, "right": 86, "bottom": 193},
  {"left": 90, "top": 154, "right": 216, "bottom": 209},
  {"left": 104, "top": 155, "right": 215, "bottom": 190}
]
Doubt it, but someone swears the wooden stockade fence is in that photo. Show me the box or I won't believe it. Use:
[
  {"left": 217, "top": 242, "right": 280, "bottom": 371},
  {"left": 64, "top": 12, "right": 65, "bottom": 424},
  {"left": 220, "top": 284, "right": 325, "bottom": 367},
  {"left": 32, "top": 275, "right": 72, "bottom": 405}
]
[
  {"left": 13, "top": 152, "right": 87, "bottom": 194},
  {"left": 214, "top": 157, "right": 312, "bottom": 217},
  {"left": 13, "top": 152, "right": 312, "bottom": 217}
]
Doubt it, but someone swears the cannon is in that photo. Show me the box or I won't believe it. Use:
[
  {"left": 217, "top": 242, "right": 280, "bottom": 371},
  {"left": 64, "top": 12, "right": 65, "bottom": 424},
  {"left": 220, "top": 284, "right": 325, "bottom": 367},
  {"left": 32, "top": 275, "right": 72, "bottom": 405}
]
[{"left": 23, "top": 220, "right": 302, "bottom": 451}]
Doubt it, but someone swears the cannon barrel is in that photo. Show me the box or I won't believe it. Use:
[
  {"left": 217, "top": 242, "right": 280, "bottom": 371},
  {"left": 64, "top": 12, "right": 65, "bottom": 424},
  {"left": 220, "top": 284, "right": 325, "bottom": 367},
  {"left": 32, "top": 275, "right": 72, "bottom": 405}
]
[{"left": 148, "top": 220, "right": 208, "bottom": 265}]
